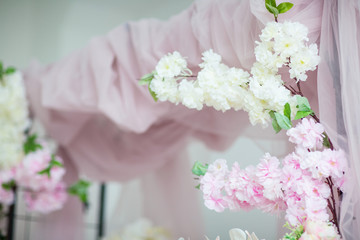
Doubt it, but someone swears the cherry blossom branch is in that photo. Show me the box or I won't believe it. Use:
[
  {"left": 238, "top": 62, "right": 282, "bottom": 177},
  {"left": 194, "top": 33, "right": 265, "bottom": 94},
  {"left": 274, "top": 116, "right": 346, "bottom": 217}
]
[
  {"left": 288, "top": 79, "right": 341, "bottom": 233},
  {"left": 326, "top": 177, "right": 340, "bottom": 233}
]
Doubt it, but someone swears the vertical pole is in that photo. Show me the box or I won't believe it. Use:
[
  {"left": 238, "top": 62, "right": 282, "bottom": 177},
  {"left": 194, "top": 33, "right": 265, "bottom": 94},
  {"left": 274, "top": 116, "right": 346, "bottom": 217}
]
[
  {"left": 97, "top": 183, "right": 106, "bottom": 240},
  {"left": 6, "top": 187, "right": 16, "bottom": 240}
]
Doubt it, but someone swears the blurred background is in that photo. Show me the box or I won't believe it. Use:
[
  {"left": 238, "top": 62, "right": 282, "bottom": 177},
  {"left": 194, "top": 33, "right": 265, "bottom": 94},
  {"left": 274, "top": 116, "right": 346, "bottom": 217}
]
[{"left": 0, "top": 0, "right": 284, "bottom": 239}]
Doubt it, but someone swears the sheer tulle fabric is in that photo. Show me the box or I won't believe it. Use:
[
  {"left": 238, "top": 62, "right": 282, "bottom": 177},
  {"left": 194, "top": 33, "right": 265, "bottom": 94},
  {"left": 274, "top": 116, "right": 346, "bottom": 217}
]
[{"left": 24, "top": 0, "right": 360, "bottom": 239}]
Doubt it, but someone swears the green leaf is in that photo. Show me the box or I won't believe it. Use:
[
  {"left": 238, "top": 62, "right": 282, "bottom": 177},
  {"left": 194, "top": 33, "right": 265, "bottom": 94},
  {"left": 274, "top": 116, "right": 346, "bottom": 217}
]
[
  {"left": 284, "top": 103, "right": 291, "bottom": 120},
  {"left": 195, "top": 184, "right": 200, "bottom": 190},
  {"left": 139, "top": 72, "right": 155, "bottom": 85},
  {"left": 296, "top": 96, "right": 312, "bottom": 112},
  {"left": 37, "top": 167, "right": 51, "bottom": 177},
  {"left": 67, "top": 179, "right": 91, "bottom": 204},
  {"left": 294, "top": 110, "right": 312, "bottom": 120},
  {"left": 23, "top": 134, "right": 43, "bottom": 155},
  {"left": 265, "top": 0, "right": 277, "bottom": 7},
  {"left": 282, "top": 222, "right": 304, "bottom": 240},
  {"left": 50, "top": 155, "right": 64, "bottom": 167},
  {"left": 323, "top": 132, "right": 331, "bottom": 148},
  {"left": 269, "top": 111, "right": 281, "bottom": 133},
  {"left": 4, "top": 67, "right": 16, "bottom": 75},
  {"left": 295, "top": 96, "right": 313, "bottom": 120},
  {"left": 148, "top": 84, "right": 158, "bottom": 102},
  {"left": 275, "top": 112, "right": 292, "bottom": 130},
  {"left": 266, "top": 3, "right": 279, "bottom": 16},
  {"left": 2, "top": 180, "right": 15, "bottom": 191},
  {"left": 277, "top": 2, "right": 294, "bottom": 13},
  {"left": 192, "top": 161, "right": 208, "bottom": 176},
  {"left": 139, "top": 71, "right": 158, "bottom": 101},
  {"left": 38, "top": 155, "right": 64, "bottom": 178}
]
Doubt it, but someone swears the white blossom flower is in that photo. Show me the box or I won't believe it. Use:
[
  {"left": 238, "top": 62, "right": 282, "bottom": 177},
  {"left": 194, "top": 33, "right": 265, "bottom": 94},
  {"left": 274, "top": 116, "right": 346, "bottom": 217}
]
[
  {"left": 289, "top": 44, "right": 320, "bottom": 81},
  {"left": 274, "top": 36, "right": 303, "bottom": 59},
  {"left": 147, "top": 21, "right": 320, "bottom": 128},
  {"left": 0, "top": 71, "right": 29, "bottom": 169},
  {"left": 199, "top": 49, "right": 222, "bottom": 68},
  {"left": 178, "top": 80, "right": 204, "bottom": 110},
  {"left": 149, "top": 76, "right": 179, "bottom": 103},
  {"left": 248, "top": 108, "right": 271, "bottom": 128},
  {"left": 197, "top": 64, "right": 232, "bottom": 112},
  {"left": 259, "top": 21, "right": 281, "bottom": 42},
  {"left": 249, "top": 75, "right": 291, "bottom": 112},
  {"left": 282, "top": 21, "right": 309, "bottom": 42},
  {"left": 255, "top": 41, "right": 286, "bottom": 69},
  {"left": 226, "top": 67, "right": 250, "bottom": 87},
  {"left": 155, "top": 51, "right": 188, "bottom": 78}
]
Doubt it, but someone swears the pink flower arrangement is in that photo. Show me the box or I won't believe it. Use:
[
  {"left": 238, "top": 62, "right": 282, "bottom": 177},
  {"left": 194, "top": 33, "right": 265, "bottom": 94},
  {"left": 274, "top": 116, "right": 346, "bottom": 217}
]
[
  {"left": 0, "top": 169, "right": 15, "bottom": 205},
  {"left": 0, "top": 143, "right": 68, "bottom": 214},
  {"left": 15, "top": 148, "right": 66, "bottom": 191},
  {"left": 24, "top": 182, "right": 67, "bottom": 214},
  {"left": 287, "top": 118, "right": 324, "bottom": 149},
  {"left": 199, "top": 119, "right": 347, "bottom": 228}
]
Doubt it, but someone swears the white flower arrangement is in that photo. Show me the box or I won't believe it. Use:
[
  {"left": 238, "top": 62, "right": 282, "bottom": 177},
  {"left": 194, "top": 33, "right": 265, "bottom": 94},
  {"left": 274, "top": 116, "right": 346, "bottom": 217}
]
[
  {"left": 0, "top": 70, "right": 29, "bottom": 169},
  {"left": 140, "top": 20, "right": 320, "bottom": 128}
]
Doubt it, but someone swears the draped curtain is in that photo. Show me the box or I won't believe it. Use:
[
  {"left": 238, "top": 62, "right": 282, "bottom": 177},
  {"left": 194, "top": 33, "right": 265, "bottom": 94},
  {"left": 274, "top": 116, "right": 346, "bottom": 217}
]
[{"left": 23, "top": 0, "right": 360, "bottom": 239}]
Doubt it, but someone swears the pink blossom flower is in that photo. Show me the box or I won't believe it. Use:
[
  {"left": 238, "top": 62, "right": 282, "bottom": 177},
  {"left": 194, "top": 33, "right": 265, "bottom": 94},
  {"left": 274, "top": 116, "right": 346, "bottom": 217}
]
[
  {"left": 287, "top": 118, "right": 324, "bottom": 149},
  {"left": 281, "top": 165, "right": 302, "bottom": 191},
  {"left": 15, "top": 148, "right": 65, "bottom": 191},
  {"left": 299, "top": 151, "right": 321, "bottom": 174},
  {"left": 300, "top": 177, "right": 330, "bottom": 199},
  {"left": 285, "top": 198, "right": 307, "bottom": 226},
  {"left": 207, "top": 159, "right": 229, "bottom": 176},
  {"left": 282, "top": 153, "right": 301, "bottom": 170},
  {"left": 0, "top": 168, "right": 16, "bottom": 205},
  {"left": 256, "top": 153, "right": 283, "bottom": 200},
  {"left": 200, "top": 171, "right": 226, "bottom": 196},
  {"left": 305, "top": 197, "right": 329, "bottom": 222},
  {"left": 300, "top": 220, "right": 341, "bottom": 240},
  {"left": 333, "top": 175, "right": 346, "bottom": 191},
  {"left": 204, "top": 193, "right": 227, "bottom": 212},
  {"left": 0, "top": 188, "right": 14, "bottom": 205},
  {"left": 225, "top": 162, "right": 242, "bottom": 196},
  {"left": 258, "top": 198, "right": 286, "bottom": 214},
  {"left": 319, "top": 149, "right": 347, "bottom": 179},
  {"left": 24, "top": 182, "right": 68, "bottom": 214},
  {"left": 224, "top": 194, "right": 253, "bottom": 211}
]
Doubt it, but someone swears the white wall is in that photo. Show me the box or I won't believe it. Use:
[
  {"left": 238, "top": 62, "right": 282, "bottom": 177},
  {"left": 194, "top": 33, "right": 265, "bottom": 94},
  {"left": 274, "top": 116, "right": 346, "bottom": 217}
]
[{"left": 0, "top": 0, "right": 281, "bottom": 239}]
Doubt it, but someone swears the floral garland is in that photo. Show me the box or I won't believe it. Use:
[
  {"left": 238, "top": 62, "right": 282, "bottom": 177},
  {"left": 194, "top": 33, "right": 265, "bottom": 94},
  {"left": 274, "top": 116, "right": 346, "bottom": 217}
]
[
  {"left": 0, "top": 62, "right": 91, "bottom": 237},
  {"left": 139, "top": 1, "right": 346, "bottom": 239}
]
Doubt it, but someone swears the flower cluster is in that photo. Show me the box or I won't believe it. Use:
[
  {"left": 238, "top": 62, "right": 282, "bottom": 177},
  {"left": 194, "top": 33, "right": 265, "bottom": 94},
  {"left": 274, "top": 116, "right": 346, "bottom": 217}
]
[
  {"left": 0, "top": 71, "right": 29, "bottom": 169},
  {"left": 199, "top": 119, "right": 347, "bottom": 227},
  {"left": 256, "top": 21, "right": 320, "bottom": 81},
  {"left": 299, "top": 220, "right": 340, "bottom": 240},
  {"left": 0, "top": 143, "right": 68, "bottom": 214},
  {"left": 0, "top": 65, "right": 91, "bottom": 223},
  {"left": 145, "top": 21, "right": 320, "bottom": 127}
]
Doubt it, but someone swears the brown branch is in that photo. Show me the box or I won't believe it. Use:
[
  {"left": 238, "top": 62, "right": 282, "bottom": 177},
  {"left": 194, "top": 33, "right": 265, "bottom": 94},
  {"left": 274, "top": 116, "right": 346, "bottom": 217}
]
[
  {"left": 296, "top": 81, "right": 304, "bottom": 96},
  {"left": 326, "top": 177, "right": 340, "bottom": 234}
]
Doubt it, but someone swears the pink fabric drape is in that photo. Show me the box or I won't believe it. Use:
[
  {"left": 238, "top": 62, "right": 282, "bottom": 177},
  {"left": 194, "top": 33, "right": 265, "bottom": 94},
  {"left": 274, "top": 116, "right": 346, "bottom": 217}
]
[{"left": 24, "top": 0, "right": 360, "bottom": 239}]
